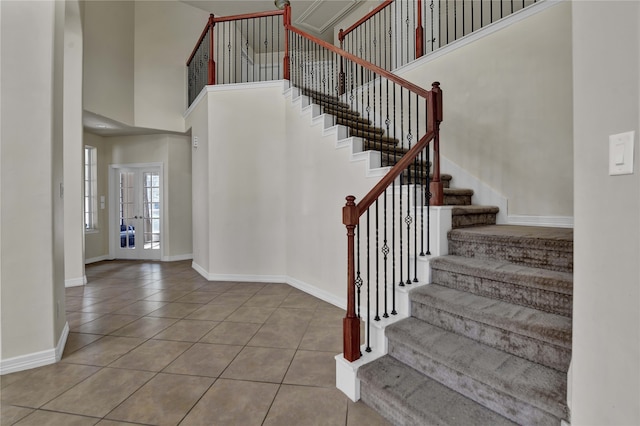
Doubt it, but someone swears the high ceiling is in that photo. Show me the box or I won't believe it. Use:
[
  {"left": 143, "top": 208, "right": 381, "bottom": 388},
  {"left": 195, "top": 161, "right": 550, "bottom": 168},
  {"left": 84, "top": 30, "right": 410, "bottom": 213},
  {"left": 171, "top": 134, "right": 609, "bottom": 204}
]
[{"left": 180, "top": 0, "right": 362, "bottom": 43}]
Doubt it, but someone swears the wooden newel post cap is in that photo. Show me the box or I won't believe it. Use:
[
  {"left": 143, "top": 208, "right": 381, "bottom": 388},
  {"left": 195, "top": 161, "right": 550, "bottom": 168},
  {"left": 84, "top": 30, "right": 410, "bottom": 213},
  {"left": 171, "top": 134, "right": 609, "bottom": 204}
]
[
  {"left": 431, "top": 81, "right": 440, "bottom": 91},
  {"left": 343, "top": 196, "right": 358, "bottom": 226}
]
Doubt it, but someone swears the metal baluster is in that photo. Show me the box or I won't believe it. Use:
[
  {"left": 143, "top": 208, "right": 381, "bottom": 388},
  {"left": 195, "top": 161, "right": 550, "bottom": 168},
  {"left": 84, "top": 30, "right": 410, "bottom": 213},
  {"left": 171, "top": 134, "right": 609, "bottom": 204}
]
[
  {"left": 375, "top": 201, "right": 380, "bottom": 322},
  {"left": 406, "top": 91, "right": 413, "bottom": 285},
  {"left": 391, "top": 81, "right": 397, "bottom": 314},
  {"left": 365, "top": 209, "right": 371, "bottom": 353},
  {"left": 398, "top": 87, "right": 404, "bottom": 287}
]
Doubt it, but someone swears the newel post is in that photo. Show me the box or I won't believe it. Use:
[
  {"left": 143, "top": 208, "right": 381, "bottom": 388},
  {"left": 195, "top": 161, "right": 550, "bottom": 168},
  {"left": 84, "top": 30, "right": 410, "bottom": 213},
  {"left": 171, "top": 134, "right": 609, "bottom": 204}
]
[
  {"left": 343, "top": 196, "right": 361, "bottom": 362},
  {"left": 416, "top": 0, "right": 424, "bottom": 58},
  {"left": 338, "top": 29, "right": 346, "bottom": 95},
  {"left": 208, "top": 14, "right": 216, "bottom": 85},
  {"left": 430, "top": 82, "right": 444, "bottom": 205},
  {"left": 283, "top": 5, "right": 291, "bottom": 81}
]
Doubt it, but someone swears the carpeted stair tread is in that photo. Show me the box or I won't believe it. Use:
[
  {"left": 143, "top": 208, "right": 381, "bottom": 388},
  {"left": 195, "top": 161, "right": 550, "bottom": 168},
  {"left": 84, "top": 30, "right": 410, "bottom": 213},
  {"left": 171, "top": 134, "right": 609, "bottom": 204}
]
[
  {"left": 431, "top": 255, "right": 573, "bottom": 295},
  {"left": 358, "top": 355, "right": 517, "bottom": 426},
  {"left": 386, "top": 317, "right": 569, "bottom": 423},
  {"left": 336, "top": 117, "right": 385, "bottom": 135},
  {"left": 351, "top": 128, "right": 399, "bottom": 144},
  {"left": 411, "top": 284, "right": 571, "bottom": 350},
  {"left": 328, "top": 111, "right": 370, "bottom": 124},
  {"left": 448, "top": 225, "right": 573, "bottom": 272}
]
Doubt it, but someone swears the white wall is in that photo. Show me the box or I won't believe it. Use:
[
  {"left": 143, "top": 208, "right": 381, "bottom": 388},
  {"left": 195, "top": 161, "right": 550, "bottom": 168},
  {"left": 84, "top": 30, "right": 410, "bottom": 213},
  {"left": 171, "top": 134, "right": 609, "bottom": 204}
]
[
  {"left": 83, "top": 1, "right": 135, "bottom": 126},
  {"left": 134, "top": 1, "right": 209, "bottom": 132},
  {"left": 571, "top": 1, "right": 640, "bottom": 424},
  {"left": 64, "top": 0, "right": 86, "bottom": 286},
  {"left": 396, "top": 2, "right": 573, "bottom": 218},
  {"left": 186, "top": 83, "right": 386, "bottom": 303},
  {"left": 0, "top": 0, "right": 65, "bottom": 365}
]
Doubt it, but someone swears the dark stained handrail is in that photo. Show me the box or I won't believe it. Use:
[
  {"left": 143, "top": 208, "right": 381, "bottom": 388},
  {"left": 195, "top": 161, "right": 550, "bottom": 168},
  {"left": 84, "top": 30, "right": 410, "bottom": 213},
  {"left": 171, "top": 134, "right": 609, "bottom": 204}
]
[{"left": 338, "top": 0, "right": 394, "bottom": 42}]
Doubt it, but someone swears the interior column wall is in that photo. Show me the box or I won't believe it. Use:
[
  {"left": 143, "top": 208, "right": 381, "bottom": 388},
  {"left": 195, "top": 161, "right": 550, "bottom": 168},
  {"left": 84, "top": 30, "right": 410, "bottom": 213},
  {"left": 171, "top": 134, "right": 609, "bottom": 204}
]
[
  {"left": 0, "top": 0, "right": 65, "bottom": 365},
  {"left": 571, "top": 1, "right": 640, "bottom": 424}
]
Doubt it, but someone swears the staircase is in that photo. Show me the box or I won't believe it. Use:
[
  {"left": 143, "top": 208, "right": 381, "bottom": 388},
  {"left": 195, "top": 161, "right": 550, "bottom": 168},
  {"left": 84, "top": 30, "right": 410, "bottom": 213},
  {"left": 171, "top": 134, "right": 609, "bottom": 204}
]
[
  {"left": 359, "top": 225, "right": 573, "bottom": 425},
  {"left": 301, "top": 88, "right": 499, "bottom": 227},
  {"left": 299, "top": 88, "right": 572, "bottom": 425}
]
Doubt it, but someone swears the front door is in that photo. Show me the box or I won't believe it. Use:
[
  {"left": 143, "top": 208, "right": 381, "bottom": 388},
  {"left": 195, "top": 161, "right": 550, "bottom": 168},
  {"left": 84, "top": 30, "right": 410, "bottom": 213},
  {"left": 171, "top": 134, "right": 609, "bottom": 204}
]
[{"left": 113, "top": 166, "right": 162, "bottom": 260}]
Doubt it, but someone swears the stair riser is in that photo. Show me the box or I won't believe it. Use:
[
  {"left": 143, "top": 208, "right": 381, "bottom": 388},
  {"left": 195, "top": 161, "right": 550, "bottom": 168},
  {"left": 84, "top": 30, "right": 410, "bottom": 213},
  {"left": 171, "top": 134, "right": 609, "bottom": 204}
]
[
  {"left": 387, "top": 341, "right": 566, "bottom": 424},
  {"left": 443, "top": 194, "right": 472, "bottom": 205},
  {"left": 448, "top": 240, "right": 572, "bottom": 272},
  {"left": 431, "top": 268, "right": 572, "bottom": 317},
  {"left": 452, "top": 213, "right": 497, "bottom": 228},
  {"left": 410, "top": 302, "right": 571, "bottom": 372}
]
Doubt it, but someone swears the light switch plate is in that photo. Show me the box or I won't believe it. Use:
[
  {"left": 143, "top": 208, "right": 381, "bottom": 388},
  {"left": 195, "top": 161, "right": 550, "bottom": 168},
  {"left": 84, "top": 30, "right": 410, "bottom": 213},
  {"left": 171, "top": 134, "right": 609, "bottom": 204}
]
[{"left": 609, "top": 131, "right": 635, "bottom": 176}]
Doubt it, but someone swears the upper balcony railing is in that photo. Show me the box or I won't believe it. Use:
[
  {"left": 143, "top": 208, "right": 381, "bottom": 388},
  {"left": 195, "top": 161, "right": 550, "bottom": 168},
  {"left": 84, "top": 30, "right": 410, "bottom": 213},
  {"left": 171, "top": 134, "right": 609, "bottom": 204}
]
[
  {"left": 339, "top": 0, "right": 539, "bottom": 72},
  {"left": 186, "top": 8, "right": 291, "bottom": 106}
]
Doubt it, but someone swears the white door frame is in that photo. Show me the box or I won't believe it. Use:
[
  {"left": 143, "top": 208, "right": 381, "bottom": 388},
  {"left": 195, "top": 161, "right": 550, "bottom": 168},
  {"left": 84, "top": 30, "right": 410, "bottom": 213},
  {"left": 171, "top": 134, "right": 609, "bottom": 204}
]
[{"left": 109, "top": 162, "right": 165, "bottom": 260}]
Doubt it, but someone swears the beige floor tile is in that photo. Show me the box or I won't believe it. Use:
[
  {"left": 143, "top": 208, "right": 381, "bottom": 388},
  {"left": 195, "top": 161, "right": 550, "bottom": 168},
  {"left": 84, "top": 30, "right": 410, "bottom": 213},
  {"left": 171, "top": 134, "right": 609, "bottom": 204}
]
[
  {"left": 247, "top": 322, "right": 306, "bottom": 349},
  {"left": 66, "top": 312, "right": 105, "bottom": 329},
  {"left": 0, "top": 363, "right": 100, "bottom": 408},
  {"left": 347, "top": 400, "right": 392, "bottom": 426},
  {"left": 221, "top": 346, "right": 295, "bottom": 383},
  {"left": 153, "top": 319, "right": 218, "bottom": 342},
  {"left": 62, "top": 333, "right": 104, "bottom": 357},
  {"left": 0, "top": 405, "right": 34, "bottom": 425},
  {"left": 75, "top": 314, "right": 140, "bottom": 335},
  {"left": 185, "top": 304, "right": 238, "bottom": 321},
  {"left": 180, "top": 379, "right": 278, "bottom": 426},
  {"left": 163, "top": 343, "right": 242, "bottom": 377},
  {"left": 280, "top": 293, "right": 321, "bottom": 309},
  {"left": 242, "top": 293, "right": 288, "bottom": 308},
  {"left": 205, "top": 293, "right": 252, "bottom": 307},
  {"left": 266, "top": 307, "right": 314, "bottom": 326},
  {"left": 255, "top": 283, "right": 293, "bottom": 296},
  {"left": 95, "top": 419, "right": 141, "bottom": 425},
  {"left": 195, "top": 281, "right": 237, "bottom": 292},
  {"left": 262, "top": 385, "right": 348, "bottom": 426},
  {"left": 61, "top": 336, "right": 145, "bottom": 366},
  {"left": 78, "top": 299, "right": 137, "bottom": 314},
  {"left": 109, "top": 317, "right": 177, "bottom": 338},
  {"left": 312, "top": 305, "right": 347, "bottom": 327},
  {"left": 42, "top": 367, "right": 154, "bottom": 418},
  {"left": 65, "top": 296, "right": 102, "bottom": 311},
  {"left": 142, "top": 290, "right": 191, "bottom": 301},
  {"left": 224, "top": 282, "right": 265, "bottom": 294},
  {"left": 13, "top": 410, "right": 99, "bottom": 426},
  {"left": 174, "top": 291, "right": 221, "bottom": 304},
  {"left": 113, "top": 288, "right": 162, "bottom": 300},
  {"left": 109, "top": 339, "right": 192, "bottom": 371},
  {"left": 111, "top": 300, "right": 167, "bottom": 316},
  {"left": 105, "top": 373, "right": 213, "bottom": 426},
  {"left": 223, "top": 306, "right": 276, "bottom": 324},
  {"left": 146, "top": 302, "right": 203, "bottom": 319},
  {"left": 199, "top": 321, "right": 261, "bottom": 345},
  {"left": 299, "top": 325, "right": 343, "bottom": 352},
  {"left": 283, "top": 350, "right": 337, "bottom": 388},
  {"left": 0, "top": 372, "right": 26, "bottom": 389}
]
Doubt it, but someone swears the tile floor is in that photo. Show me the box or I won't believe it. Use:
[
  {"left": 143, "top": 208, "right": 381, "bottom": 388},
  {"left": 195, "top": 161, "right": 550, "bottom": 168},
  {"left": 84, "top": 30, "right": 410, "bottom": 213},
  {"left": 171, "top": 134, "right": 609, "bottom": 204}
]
[{"left": 1, "top": 260, "right": 390, "bottom": 426}]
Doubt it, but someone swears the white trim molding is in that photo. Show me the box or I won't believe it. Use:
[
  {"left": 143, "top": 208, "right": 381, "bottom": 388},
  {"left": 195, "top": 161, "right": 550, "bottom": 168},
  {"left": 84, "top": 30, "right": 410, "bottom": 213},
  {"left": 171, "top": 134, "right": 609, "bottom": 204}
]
[
  {"left": 85, "top": 254, "right": 111, "bottom": 264},
  {"left": 0, "top": 322, "right": 69, "bottom": 375},
  {"left": 507, "top": 214, "right": 574, "bottom": 228},
  {"left": 65, "top": 275, "right": 87, "bottom": 288}
]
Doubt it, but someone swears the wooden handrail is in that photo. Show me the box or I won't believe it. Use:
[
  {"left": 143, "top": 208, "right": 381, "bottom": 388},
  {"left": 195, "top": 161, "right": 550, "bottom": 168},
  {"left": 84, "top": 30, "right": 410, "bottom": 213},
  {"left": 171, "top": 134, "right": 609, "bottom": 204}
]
[
  {"left": 339, "top": 0, "right": 394, "bottom": 42},
  {"left": 187, "top": 14, "right": 214, "bottom": 66},
  {"left": 213, "top": 9, "right": 284, "bottom": 24},
  {"left": 288, "top": 25, "right": 432, "bottom": 100}
]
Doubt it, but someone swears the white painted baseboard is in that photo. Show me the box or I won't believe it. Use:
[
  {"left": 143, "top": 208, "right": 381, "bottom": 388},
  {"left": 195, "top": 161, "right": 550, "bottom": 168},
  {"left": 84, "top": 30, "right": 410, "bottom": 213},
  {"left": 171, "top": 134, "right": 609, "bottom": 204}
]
[
  {"left": 286, "top": 276, "right": 346, "bottom": 310},
  {"left": 507, "top": 214, "right": 574, "bottom": 228},
  {"left": 0, "top": 322, "right": 69, "bottom": 375},
  {"left": 85, "top": 254, "right": 111, "bottom": 264},
  {"left": 161, "top": 254, "right": 193, "bottom": 262},
  {"left": 65, "top": 275, "right": 87, "bottom": 288}
]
